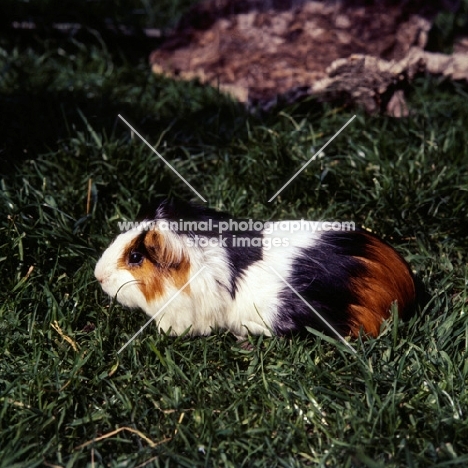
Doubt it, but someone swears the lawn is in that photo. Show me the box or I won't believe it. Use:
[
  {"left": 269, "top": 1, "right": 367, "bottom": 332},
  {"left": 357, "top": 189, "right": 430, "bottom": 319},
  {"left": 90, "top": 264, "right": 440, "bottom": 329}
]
[{"left": 1, "top": 1, "right": 468, "bottom": 467}]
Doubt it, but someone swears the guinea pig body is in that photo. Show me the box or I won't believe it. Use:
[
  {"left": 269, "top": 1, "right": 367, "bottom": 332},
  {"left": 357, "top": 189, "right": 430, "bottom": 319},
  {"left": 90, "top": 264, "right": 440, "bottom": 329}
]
[{"left": 94, "top": 199, "right": 417, "bottom": 338}]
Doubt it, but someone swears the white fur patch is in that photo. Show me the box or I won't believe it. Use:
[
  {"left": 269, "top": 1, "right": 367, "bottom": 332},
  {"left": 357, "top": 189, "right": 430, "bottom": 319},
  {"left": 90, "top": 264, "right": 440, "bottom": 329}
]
[{"left": 94, "top": 229, "right": 148, "bottom": 310}]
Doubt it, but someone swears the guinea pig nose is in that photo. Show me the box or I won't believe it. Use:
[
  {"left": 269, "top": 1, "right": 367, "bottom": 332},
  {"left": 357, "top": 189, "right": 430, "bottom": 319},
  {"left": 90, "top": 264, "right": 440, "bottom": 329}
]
[{"left": 95, "top": 273, "right": 106, "bottom": 284}]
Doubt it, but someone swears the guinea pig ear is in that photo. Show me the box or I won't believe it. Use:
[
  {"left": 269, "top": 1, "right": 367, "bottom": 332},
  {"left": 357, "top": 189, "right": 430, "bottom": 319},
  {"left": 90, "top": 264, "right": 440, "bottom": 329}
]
[{"left": 143, "top": 229, "right": 182, "bottom": 268}]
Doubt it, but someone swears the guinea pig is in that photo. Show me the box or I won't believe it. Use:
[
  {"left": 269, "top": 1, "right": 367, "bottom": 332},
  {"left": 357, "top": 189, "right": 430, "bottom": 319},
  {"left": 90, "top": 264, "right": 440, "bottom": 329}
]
[{"left": 94, "top": 198, "right": 417, "bottom": 339}]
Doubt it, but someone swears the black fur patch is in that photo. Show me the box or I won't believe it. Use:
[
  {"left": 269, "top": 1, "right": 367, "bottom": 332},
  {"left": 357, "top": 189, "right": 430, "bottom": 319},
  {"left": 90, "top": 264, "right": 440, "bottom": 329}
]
[
  {"left": 275, "top": 229, "right": 371, "bottom": 336},
  {"left": 151, "top": 198, "right": 263, "bottom": 297}
]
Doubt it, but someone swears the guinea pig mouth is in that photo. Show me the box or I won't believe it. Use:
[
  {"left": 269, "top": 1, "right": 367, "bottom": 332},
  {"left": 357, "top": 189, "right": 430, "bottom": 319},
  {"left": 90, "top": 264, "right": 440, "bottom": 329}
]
[
  {"left": 97, "top": 275, "right": 141, "bottom": 298},
  {"left": 112, "top": 279, "right": 142, "bottom": 296},
  {"left": 101, "top": 279, "right": 145, "bottom": 309}
]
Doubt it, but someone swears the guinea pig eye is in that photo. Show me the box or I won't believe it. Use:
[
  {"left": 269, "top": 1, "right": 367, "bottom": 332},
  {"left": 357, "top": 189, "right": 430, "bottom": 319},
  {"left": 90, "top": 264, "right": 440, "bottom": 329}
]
[{"left": 128, "top": 251, "right": 144, "bottom": 266}]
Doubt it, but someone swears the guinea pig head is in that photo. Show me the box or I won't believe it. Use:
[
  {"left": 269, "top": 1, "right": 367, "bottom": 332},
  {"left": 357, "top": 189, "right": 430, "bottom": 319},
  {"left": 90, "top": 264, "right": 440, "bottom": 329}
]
[{"left": 94, "top": 224, "right": 191, "bottom": 311}]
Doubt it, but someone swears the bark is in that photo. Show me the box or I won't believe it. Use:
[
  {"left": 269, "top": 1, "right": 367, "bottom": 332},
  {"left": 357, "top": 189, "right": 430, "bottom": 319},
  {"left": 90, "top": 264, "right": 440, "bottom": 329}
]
[{"left": 149, "top": 0, "right": 465, "bottom": 115}]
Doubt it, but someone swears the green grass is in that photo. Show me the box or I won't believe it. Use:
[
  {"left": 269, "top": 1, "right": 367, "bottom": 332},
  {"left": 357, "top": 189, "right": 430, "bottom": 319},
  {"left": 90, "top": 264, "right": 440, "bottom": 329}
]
[{"left": 1, "top": 2, "right": 468, "bottom": 467}]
